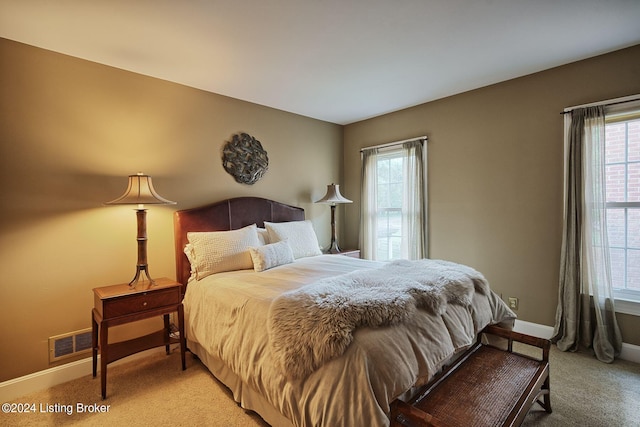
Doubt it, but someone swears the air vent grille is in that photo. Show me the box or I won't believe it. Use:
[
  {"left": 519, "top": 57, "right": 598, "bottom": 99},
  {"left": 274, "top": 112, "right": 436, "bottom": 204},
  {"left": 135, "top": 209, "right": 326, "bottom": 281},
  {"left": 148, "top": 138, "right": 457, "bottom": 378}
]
[{"left": 49, "top": 328, "right": 92, "bottom": 363}]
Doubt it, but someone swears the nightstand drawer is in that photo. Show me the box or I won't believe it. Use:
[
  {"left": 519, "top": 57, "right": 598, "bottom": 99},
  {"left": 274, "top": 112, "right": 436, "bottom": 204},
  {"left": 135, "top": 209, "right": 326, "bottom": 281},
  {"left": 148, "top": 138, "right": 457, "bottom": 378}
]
[{"left": 102, "top": 287, "right": 180, "bottom": 318}]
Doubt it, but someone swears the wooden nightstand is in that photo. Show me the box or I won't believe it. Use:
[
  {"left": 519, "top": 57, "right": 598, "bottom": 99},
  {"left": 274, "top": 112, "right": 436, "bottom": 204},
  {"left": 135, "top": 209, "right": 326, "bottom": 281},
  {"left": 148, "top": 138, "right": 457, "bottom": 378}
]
[{"left": 91, "top": 277, "right": 186, "bottom": 399}]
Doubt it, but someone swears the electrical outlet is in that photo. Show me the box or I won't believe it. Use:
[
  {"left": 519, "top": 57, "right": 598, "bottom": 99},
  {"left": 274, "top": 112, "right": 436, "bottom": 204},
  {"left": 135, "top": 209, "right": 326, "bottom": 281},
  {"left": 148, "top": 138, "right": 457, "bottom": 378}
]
[{"left": 508, "top": 297, "right": 519, "bottom": 310}]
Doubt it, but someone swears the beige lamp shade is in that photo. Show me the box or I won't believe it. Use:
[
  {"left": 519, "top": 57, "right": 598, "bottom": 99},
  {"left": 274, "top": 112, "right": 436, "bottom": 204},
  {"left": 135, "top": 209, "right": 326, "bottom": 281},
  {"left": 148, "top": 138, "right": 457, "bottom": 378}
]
[
  {"left": 105, "top": 173, "right": 176, "bottom": 206},
  {"left": 315, "top": 183, "right": 352, "bottom": 205}
]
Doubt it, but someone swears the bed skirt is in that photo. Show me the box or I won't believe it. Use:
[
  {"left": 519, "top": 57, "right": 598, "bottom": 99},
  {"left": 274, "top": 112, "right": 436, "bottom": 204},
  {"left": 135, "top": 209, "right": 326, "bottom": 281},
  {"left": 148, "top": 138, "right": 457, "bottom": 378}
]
[{"left": 188, "top": 339, "right": 296, "bottom": 427}]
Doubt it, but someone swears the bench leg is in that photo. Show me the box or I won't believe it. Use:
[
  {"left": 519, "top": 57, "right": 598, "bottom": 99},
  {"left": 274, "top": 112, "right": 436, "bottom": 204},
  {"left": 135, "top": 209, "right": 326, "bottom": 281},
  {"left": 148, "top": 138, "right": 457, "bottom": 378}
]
[
  {"left": 535, "top": 376, "right": 552, "bottom": 413},
  {"left": 542, "top": 376, "right": 552, "bottom": 413}
]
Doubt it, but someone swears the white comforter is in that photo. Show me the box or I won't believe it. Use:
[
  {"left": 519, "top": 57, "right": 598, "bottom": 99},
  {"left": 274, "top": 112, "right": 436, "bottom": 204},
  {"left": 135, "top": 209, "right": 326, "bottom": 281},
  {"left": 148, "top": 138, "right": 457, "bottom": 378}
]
[{"left": 183, "top": 255, "right": 516, "bottom": 427}]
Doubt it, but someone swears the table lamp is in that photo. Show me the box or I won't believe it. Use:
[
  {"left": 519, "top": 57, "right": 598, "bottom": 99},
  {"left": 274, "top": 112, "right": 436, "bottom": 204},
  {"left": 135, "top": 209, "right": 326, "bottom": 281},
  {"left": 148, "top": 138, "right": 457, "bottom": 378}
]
[
  {"left": 315, "top": 183, "right": 352, "bottom": 254},
  {"left": 105, "top": 173, "right": 176, "bottom": 287}
]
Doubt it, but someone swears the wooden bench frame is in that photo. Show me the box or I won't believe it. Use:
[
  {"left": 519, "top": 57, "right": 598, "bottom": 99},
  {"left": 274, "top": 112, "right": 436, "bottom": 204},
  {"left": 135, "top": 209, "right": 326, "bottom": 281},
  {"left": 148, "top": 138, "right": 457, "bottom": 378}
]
[{"left": 390, "top": 325, "right": 552, "bottom": 427}]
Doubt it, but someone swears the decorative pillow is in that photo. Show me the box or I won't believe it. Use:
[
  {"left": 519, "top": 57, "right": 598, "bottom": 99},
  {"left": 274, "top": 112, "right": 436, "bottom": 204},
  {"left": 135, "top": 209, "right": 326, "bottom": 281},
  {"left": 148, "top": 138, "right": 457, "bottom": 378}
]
[
  {"left": 264, "top": 220, "right": 322, "bottom": 259},
  {"left": 249, "top": 240, "right": 295, "bottom": 272},
  {"left": 186, "top": 224, "right": 260, "bottom": 280}
]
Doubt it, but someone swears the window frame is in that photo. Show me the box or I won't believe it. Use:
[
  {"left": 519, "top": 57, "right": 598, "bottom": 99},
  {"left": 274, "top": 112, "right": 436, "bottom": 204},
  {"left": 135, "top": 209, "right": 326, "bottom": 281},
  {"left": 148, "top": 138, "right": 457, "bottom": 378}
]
[
  {"left": 604, "top": 107, "right": 640, "bottom": 315},
  {"left": 360, "top": 137, "right": 427, "bottom": 261}
]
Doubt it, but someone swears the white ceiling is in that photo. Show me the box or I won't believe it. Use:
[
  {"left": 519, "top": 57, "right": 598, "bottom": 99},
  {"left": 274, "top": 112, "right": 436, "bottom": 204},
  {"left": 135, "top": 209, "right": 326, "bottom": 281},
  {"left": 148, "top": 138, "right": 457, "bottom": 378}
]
[{"left": 2, "top": 1, "right": 640, "bottom": 125}]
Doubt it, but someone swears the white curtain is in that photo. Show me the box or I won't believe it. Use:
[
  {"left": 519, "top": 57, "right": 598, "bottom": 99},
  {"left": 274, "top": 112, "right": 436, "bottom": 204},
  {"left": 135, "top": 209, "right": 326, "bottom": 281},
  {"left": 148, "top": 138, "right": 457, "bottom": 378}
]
[
  {"left": 552, "top": 106, "right": 622, "bottom": 362},
  {"left": 401, "top": 140, "right": 427, "bottom": 260},
  {"left": 360, "top": 147, "right": 379, "bottom": 259},
  {"left": 360, "top": 140, "right": 427, "bottom": 260}
]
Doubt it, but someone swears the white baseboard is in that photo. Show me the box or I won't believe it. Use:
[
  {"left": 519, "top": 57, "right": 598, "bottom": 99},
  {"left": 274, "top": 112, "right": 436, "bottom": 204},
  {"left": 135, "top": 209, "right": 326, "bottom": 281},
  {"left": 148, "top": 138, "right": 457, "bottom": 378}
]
[
  {"left": 514, "top": 319, "right": 640, "bottom": 364},
  {"left": 2, "top": 322, "right": 638, "bottom": 403},
  {"left": 0, "top": 347, "right": 165, "bottom": 403},
  {"left": 620, "top": 342, "right": 640, "bottom": 364},
  {"left": 513, "top": 319, "right": 555, "bottom": 339}
]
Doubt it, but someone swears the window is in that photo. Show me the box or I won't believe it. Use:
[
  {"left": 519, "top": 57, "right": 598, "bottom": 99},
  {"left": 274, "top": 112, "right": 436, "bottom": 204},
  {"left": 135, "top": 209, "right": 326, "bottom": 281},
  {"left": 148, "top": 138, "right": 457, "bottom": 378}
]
[
  {"left": 605, "top": 108, "right": 640, "bottom": 310},
  {"left": 375, "top": 150, "right": 404, "bottom": 260},
  {"left": 360, "top": 139, "right": 427, "bottom": 261}
]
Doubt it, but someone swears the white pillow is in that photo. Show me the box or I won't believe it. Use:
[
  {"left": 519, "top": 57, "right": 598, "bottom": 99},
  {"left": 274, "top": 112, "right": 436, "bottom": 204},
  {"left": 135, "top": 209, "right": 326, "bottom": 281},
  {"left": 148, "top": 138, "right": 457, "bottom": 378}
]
[
  {"left": 264, "top": 220, "right": 322, "bottom": 259},
  {"left": 183, "top": 243, "right": 197, "bottom": 282},
  {"left": 186, "top": 224, "right": 260, "bottom": 280},
  {"left": 249, "top": 240, "right": 295, "bottom": 272},
  {"left": 257, "top": 227, "right": 270, "bottom": 245}
]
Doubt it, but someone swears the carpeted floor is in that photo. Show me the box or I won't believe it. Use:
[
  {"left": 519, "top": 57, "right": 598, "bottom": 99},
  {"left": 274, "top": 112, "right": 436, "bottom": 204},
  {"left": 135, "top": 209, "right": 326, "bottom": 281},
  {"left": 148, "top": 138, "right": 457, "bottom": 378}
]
[
  {"left": 519, "top": 343, "right": 640, "bottom": 427},
  {"left": 4, "top": 344, "right": 639, "bottom": 426}
]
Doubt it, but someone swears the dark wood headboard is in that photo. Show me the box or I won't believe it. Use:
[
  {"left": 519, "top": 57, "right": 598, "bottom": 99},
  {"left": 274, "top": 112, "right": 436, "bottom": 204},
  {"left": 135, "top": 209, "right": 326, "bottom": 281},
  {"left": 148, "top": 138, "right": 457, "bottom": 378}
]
[{"left": 173, "top": 197, "right": 305, "bottom": 287}]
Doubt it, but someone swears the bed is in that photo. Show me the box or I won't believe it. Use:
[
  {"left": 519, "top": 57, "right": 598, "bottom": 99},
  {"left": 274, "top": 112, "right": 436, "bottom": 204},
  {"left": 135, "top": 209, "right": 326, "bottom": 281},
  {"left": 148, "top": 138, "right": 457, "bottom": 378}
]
[{"left": 174, "top": 197, "right": 516, "bottom": 427}]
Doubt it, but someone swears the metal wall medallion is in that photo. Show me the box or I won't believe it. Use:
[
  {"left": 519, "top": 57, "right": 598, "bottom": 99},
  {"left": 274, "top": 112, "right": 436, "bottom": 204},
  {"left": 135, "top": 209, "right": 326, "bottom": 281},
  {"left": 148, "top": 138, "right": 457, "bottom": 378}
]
[{"left": 222, "top": 133, "right": 269, "bottom": 185}]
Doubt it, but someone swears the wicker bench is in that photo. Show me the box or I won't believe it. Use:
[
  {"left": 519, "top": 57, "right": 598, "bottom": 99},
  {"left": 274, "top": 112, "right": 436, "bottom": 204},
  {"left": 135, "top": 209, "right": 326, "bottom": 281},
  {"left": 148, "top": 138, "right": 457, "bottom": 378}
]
[{"left": 390, "top": 325, "right": 552, "bottom": 427}]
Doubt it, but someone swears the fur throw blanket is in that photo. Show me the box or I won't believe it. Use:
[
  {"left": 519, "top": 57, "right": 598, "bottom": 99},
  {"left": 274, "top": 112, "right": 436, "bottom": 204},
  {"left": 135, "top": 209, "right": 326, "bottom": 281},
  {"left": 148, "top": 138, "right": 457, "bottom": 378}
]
[{"left": 268, "top": 259, "right": 490, "bottom": 380}]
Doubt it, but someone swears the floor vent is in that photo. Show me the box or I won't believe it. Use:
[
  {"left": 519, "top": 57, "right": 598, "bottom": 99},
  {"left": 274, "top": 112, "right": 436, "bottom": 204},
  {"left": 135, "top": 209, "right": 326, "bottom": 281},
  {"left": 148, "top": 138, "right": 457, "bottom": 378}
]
[{"left": 49, "top": 328, "right": 92, "bottom": 363}]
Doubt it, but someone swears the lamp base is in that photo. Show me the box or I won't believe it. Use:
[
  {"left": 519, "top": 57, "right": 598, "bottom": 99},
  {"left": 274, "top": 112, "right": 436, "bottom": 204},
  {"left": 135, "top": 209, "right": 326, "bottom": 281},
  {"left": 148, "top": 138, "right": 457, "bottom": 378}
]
[
  {"left": 128, "top": 265, "right": 156, "bottom": 289},
  {"left": 324, "top": 240, "right": 342, "bottom": 254},
  {"left": 323, "top": 203, "right": 344, "bottom": 254}
]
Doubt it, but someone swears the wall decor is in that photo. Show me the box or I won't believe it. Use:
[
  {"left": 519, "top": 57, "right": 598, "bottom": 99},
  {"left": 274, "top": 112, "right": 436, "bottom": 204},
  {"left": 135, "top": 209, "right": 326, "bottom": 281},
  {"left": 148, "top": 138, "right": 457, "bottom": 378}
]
[{"left": 222, "top": 132, "right": 269, "bottom": 185}]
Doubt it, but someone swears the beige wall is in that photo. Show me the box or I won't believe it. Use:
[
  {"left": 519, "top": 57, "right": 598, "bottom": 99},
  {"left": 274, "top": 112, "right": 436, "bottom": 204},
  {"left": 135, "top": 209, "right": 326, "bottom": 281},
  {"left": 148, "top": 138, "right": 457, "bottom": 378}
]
[
  {"left": 343, "top": 44, "right": 640, "bottom": 346},
  {"left": 0, "top": 38, "right": 343, "bottom": 381},
  {"left": 2, "top": 36, "right": 639, "bottom": 382}
]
